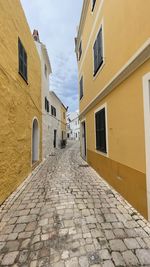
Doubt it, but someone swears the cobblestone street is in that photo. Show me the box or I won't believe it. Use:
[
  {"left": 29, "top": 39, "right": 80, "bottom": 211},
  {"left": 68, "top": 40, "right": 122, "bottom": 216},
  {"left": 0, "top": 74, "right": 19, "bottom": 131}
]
[{"left": 0, "top": 141, "right": 150, "bottom": 266}]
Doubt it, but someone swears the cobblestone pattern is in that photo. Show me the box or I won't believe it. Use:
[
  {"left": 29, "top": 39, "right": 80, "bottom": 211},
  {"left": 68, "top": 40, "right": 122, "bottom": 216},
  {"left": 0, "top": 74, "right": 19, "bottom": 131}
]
[{"left": 0, "top": 141, "right": 150, "bottom": 266}]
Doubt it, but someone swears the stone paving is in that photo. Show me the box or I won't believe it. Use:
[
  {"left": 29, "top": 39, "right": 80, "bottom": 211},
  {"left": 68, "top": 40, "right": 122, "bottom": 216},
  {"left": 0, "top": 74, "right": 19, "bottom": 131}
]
[{"left": 0, "top": 141, "right": 150, "bottom": 267}]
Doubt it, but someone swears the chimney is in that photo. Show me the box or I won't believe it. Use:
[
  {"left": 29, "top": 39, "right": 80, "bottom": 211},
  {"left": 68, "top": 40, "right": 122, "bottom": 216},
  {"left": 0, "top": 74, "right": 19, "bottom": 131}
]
[{"left": 33, "top": 29, "right": 40, "bottom": 42}]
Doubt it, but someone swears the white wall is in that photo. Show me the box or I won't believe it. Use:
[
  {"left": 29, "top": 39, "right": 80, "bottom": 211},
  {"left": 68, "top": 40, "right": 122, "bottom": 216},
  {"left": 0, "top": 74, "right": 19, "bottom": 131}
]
[
  {"left": 49, "top": 92, "right": 64, "bottom": 149},
  {"left": 67, "top": 112, "right": 80, "bottom": 140},
  {"left": 35, "top": 41, "right": 52, "bottom": 159}
]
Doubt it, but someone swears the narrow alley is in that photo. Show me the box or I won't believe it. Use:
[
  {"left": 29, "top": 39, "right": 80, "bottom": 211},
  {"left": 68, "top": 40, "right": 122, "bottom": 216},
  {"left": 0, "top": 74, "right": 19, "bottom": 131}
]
[{"left": 0, "top": 142, "right": 150, "bottom": 267}]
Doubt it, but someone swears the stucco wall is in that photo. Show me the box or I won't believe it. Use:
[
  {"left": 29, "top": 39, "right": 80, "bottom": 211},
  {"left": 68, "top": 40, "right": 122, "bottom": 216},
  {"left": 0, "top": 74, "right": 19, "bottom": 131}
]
[
  {"left": 0, "top": 0, "right": 42, "bottom": 204},
  {"left": 35, "top": 41, "right": 52, "bottom": 159}
]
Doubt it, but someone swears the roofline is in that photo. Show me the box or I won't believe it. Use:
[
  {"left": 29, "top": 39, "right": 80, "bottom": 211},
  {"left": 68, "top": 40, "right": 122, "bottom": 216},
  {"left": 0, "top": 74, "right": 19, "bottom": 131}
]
[
  {"left": 76, "top": 0, "right": 90, "bottom": 52},
  {"left": 49, "top": 91, "right": 68, "bottom": 111}
]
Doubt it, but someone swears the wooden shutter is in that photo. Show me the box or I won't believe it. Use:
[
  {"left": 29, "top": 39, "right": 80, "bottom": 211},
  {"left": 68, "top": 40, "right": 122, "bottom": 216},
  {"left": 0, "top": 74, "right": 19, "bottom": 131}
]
[
  {"left": 95, "top": 108, "right": 106, "bottom": 153},
  {"left": 80, "top": 77, "right": 83, "bottom": 100}
]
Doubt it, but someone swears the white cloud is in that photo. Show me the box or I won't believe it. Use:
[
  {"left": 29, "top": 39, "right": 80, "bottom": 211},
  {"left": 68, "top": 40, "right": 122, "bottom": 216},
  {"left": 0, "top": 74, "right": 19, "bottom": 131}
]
[{"left": 21, "top": 0, "right": 83, "bottom": 112}]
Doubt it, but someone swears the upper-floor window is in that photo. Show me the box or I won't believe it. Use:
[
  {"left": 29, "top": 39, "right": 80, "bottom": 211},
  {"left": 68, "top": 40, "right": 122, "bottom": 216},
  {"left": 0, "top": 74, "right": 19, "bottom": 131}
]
[
  {"left": 18, "top": 38, "right": 27, "bottom": 82},
  {"left": 45, "top": 97, "right": 49, "bottom": 112},
  {"left": 51, "top": 105, "right": 56, "bottom": 117},
  {"left": 93, "top": 27, "right": 103, "bottom": 76},
  {"left": 92, "top": 0, "right": 96, "bottom": 11},
  {"left": 45, "top": 64, "right": 47, "bottom": 78},
  {"left": 78, "top": 41, "right": 82, "bottom": 61},
  {"left": 80, "top": 76, "right": 83, "bottom": 100},
  {"left": 63, "top": 112, "right": 66, "bottom": 119},
  {"left": 95, "top": 107, "right": 107, "bottom": 153}
]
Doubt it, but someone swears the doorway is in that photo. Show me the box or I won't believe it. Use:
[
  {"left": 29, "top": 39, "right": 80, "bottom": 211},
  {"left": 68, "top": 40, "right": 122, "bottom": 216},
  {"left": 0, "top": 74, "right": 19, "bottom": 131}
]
[
  {"left": 81, "top": 121, "right": 86, "bottom": 159},
  {"left": 32, "top": 118, "right": 39, "bottom": 164},
  {"left": 54, "top": 129, "right": 57, "bottom": 148}
]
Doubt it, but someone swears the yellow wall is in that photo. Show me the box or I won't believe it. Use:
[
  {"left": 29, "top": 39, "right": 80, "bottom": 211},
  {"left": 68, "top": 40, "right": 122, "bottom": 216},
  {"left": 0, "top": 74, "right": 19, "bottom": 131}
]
[
  {"left": 78, "top": 0, "right": 150, "bottom": 111},
  {"left": 77, "top": 0, "right": 150, "bottom": 217},
  {"left": 0, "top": 0, "right": 42, "bottom": 204}
]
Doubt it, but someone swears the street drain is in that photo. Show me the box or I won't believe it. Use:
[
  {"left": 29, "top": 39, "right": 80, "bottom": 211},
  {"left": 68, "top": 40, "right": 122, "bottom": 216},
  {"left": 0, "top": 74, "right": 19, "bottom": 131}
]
[{"left": 79, "top": 164, "right": 89, "bottom": 168}]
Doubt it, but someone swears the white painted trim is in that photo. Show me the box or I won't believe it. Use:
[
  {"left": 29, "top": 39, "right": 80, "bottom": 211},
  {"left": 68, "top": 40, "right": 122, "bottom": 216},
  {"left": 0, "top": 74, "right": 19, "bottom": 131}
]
[
  {"left": 78, "top": 0, "right": 104, "bottom": 73},
  {"left": 31, "top": 117, "right": 40, "bottom": 167},
  {"left": 143, "top": 73, "right": 150, "bottom": 221},
  {"left": 80, "top": 118, "right": 87, "bottom": 160},
  {"left": 92, "top": 18, "right": 105, "bottom": 80},
  {"left": 94, "top": 103, "right": 109, "bottom": 158},
  {"left": 80, "top": 38, "right": 150, "bottom": 119}
]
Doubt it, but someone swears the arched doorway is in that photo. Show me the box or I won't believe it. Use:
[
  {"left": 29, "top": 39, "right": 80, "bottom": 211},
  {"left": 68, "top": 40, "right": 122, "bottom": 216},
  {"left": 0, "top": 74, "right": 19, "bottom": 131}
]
[{"left": 32, "top": 118, "right": 39, "bottom": 164}]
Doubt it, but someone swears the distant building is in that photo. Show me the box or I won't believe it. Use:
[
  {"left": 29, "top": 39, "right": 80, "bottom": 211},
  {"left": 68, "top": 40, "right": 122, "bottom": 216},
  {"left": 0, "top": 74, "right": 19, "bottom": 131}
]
[
  {"left": 0, "top": 1, "right": 42, "bottom": 204},
  {"left": 33, "top": 30, "right": 52, "bottom": 159},
  {"left": 49, "top": 91, "right": 67, "bottom": 149},
  {"left": 67, "top": 112, "right": 80, "bottom": 140}
]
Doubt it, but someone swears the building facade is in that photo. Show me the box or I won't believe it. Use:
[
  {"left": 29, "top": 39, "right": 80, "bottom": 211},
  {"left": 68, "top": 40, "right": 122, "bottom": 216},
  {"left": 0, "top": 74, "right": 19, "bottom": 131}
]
[
  {"left": 49, "top": 91, "right": 67, "bottom": 150},
  {"left": 0, "top": 0, "right": 42, "bottom": 204},
  {"left": 33, "top": 30, "right": 52, "bottom": 160},
  {"left": 67, "top": 112, "right": 80, "bottom": 140},
  {"left": 76, "top": 0, "right": 150, "bottom": 219}
]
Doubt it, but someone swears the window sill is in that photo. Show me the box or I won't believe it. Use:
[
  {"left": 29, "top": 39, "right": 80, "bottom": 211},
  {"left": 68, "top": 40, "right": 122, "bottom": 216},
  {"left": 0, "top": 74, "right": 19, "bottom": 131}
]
[
  {"left": 18, "top": 71, "right": 28, "bottom": 85},
  {"left": 95, "top": 149, "right": 108, "bottom": 158},
  {"left": 93, "top": 60, "right": 105, "bottom": 80}
]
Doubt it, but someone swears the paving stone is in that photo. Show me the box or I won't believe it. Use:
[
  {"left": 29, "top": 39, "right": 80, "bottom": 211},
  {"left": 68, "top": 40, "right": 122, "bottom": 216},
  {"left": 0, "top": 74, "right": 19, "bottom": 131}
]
[
  {"left": 124, "top": 238, "right": 140, "bottom": 249},
  {"left": 109, "top": 239, "right": 127, "bottom": 252},
  {"left": 99, "top": 249, "right": 111, "bottom": 260},
  {"left": 5, "top": 240, "right": 19, "bottom": 252},
  {"left": 102, "top": 260, "right": 115, "bottom": 267},
  {"left": 65, "top": 257, "right": 78, "bottom": 267},
  {"left": 122, "top": 250, "right": 139, "bottom": 265},
  {"left": 79, "top": 255, "right": 89, "bottom": 267},
  {"left": 111, "top": 251, "right": 126, "bottom": 266},
  {"left": 1, "top": 251, "right": 19, "bottom": 265},
  {"left": 13, "top": 224, "right": 26, "bottom": 233},
  {"left": 136, "top": 249, "right": 150, "bottom": 265}
]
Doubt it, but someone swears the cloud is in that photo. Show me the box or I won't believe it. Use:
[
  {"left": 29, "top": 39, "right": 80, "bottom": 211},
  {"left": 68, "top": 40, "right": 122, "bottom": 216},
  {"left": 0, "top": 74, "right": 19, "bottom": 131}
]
[{"left": 21, "top": 0, "right": 83, "bottom": 112}]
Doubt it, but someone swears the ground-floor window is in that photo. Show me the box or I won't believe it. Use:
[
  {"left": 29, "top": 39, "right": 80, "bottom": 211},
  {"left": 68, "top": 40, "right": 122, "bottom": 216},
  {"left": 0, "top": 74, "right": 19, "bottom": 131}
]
[{"left": 95, "top": 107, "right": 107, "bottom": 153}]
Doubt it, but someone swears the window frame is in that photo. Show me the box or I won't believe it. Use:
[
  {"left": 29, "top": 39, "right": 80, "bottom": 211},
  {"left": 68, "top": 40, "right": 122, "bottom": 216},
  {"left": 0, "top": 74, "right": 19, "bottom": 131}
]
[
  {"left": 51, "top": 105, "right": 56, "bottom": 117},
  {"left": 18, "top": 38, "right": 28, "bottom": 83},
  {"left": 91, "top": 0, "right": 96, "bottom": 12},
  {"left": 92, "top": 20, "right": 105, "bottom": 79},
  {"left": 78, "top": 41, "right": 82, "bottom": 61},
  {"left": 79, "top": 76, "right": 84, "bottom": 100},
  {"left": 94, "top": 103, "right": 108, "bottom": 157},
  {"left": 45, "top": 97, "right": 49, "bottom": 113}
]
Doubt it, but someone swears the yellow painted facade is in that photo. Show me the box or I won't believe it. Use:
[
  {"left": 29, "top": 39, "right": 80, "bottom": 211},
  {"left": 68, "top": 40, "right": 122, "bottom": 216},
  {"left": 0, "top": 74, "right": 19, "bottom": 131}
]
[
  {"left": 0, "top": 0, "right": 42, "bottom": 204},
  {"left": 76, "top": 0, "right": 150, "bottom": 219}
]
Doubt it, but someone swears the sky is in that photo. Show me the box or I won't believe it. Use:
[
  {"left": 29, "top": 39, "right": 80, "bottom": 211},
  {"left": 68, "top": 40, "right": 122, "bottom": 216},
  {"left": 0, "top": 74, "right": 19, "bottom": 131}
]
[{"left": 21, "top": 0, "right": 83, "bottom": 112}]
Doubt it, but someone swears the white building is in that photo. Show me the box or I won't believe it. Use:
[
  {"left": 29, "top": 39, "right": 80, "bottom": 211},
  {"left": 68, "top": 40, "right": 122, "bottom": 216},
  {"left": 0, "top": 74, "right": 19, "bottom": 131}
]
[
  {"left": 33, "top": 30, "right": 52, "bottom": 159},
  {"left": 33, "top": 30, "right": 67, "bottom": 159},
  {"left": 49, "top": 91, "right": 67, "bottom": 149},
  {"left": 67, "top": 112, "right": 80, "bottom": 140}
]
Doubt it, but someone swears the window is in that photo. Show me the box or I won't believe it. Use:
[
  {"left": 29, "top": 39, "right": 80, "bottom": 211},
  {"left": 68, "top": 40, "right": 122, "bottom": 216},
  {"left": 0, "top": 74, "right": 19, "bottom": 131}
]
[
  {"left": 51, "top": 105, "right": 56, "bottom": 117},
  {"left": 93, "top": 27, "right": 103, "bottom": 76},
  {"left": 45, "top": 64, "right": 47, "bottom": 78},
  {"left": 80, "top": 76, "right": 83, "bottom": 100},
  {"left": 92, "top": 0, "right": 96, "bottom": 11},
  {"left": 63, "top": 112, "right": 66, "bottom": 119},
  {"left": 45, "top": 97, "right": 49, "bottom": 112},
  {"left": 95, "top": 107, "right": 107, "bottom": 153},
  {"left": 18, "top": 38, "right": 27, "bottom": 82},
  {"left": 78, "top": 41, "right": 82, "bottom": 61}
]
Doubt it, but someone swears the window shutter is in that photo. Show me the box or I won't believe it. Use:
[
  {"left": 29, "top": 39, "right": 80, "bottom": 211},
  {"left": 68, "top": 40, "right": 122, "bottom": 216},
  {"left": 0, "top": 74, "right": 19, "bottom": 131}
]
[{"left": 95, "top": 108, "right": 106, "bottom": 153}]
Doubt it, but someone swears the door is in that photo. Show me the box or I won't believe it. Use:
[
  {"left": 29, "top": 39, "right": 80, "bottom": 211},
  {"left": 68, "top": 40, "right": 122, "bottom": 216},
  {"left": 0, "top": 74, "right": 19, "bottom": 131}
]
[
  {"left": 81, "top": 121, "right": 86, "bottom": 159},
  {"left": 54, "top": 129, "right": 57, "bottom": 148}
]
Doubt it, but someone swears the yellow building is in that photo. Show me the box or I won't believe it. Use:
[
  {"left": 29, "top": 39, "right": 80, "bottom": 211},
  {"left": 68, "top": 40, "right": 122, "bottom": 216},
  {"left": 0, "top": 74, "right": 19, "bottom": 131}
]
[
  {"left": 76, "top": 0, "right": 150, "bottom": 220},
  {"left": 0, "top": 0, "right": 42, "bottom": 204}
]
